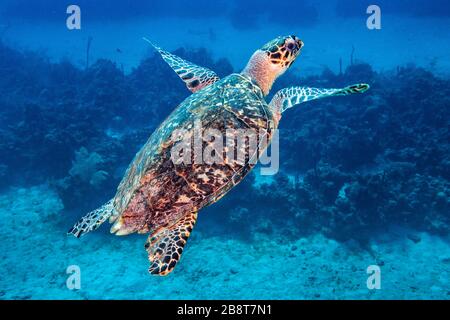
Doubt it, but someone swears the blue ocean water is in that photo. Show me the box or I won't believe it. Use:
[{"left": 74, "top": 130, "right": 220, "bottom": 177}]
[{"left": 0, "top": 0, "right": 449, "bottom": 299}]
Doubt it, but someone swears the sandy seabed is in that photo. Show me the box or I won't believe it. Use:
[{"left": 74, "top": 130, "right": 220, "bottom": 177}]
[{"left": 0, "top": 185, "right": 448, "bottom": 300}]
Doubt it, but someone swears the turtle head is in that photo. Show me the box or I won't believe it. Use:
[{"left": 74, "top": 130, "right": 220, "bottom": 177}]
[
  {"left": 242, "top": 35, "right": 304, "bottom": 96},
  {"left": 261, "top": 35, "right": 304, "bottom": 68}
]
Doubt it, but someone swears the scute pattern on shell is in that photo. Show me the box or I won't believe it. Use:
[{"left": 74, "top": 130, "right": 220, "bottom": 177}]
[{"left": 113, "top": 74, "right": 276, "bottom": 235}]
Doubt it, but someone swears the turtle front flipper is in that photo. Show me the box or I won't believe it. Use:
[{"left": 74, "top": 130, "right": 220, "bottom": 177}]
[
  {"left": 145, "top": 211, "right": 198, "bottom": 276},
  {"left": 269, "top": 83, "right": 370, "bottom": 113},
  {"left": 143, "top": 37, "right": 219, "bottom": 93}
]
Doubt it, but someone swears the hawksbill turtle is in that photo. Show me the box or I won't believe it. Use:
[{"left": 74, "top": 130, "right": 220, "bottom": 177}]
[{"left": 69, "top": 35, "right": 369, "bottom": 275}]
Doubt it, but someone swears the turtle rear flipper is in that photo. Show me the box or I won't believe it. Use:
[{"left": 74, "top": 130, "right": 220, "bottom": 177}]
[
  {"left": 68, "top": 199, "right": 117, "bottom": 238},
  {"left": 146, "top": 211, "right": 198, "bottom": 276}
]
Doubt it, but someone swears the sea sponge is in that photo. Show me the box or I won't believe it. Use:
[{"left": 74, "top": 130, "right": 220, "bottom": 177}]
[{"left": 69, "top": 147, "right": 108, "bottom": 188}]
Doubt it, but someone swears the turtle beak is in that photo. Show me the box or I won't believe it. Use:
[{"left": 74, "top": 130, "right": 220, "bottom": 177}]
[
  {"left": 296, "top": 39, "right": 304, "bottom": 51},
  {"left": 292, "top": 36, "right": 304, "bottom": 54}
]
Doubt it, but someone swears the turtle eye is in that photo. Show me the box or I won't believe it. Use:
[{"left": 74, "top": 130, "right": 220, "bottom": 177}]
[{"left": 287, "top": 42, "right": 295, "bottom": 50}]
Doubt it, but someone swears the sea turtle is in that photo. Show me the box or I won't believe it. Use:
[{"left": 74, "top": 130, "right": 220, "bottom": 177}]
[{"left": 69, "top": 35, "right": 369, "bottom": 275}]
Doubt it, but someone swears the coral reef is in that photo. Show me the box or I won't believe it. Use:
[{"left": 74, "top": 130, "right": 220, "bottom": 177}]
[
  {"left": 69, "top": 147, "right": 108, "bottom": 187},
  {"left": 0, "top": 41, "right": 448, "bottom": 238}
]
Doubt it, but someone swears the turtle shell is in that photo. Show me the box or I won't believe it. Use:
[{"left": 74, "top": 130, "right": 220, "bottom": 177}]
[{"left": 113, "top": 73, "right": 276, "bottom": 235}]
